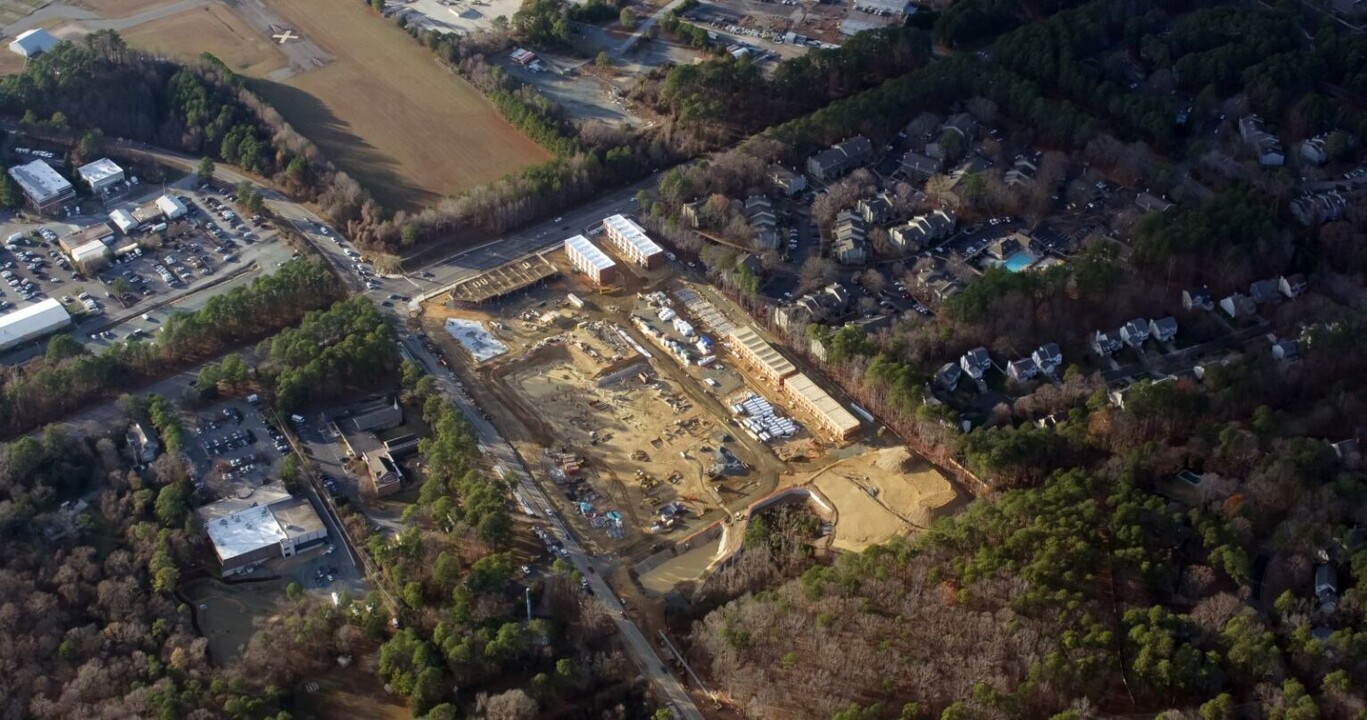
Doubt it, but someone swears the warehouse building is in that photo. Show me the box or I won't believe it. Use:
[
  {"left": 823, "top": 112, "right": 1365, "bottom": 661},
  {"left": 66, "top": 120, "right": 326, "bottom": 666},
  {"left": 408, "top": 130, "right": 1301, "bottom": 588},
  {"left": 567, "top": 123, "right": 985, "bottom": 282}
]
[
  {"left": 58, "top": 222, "right": 115, "bottom": 256},
  {"left": 0, "top": 298, "right": 72, "bottom": 352},
  {"left": 8, "top": 159, "right": 74, "bottom": 216},
  {"left": 108, "top": 208, "right": 137, "bottom": 234},
  {"left": 781, "top": 372, "right": 861, "bottom": 440},
  {"left": 77, "top": 158, "right": 125, "bottom": 194},
  {"left": 198, "top": 484, "right": 328, "bottom": 576},
  {"left": 156, "top": 194, "right": 187, "bottom": 220},
  {"left": 564, "top": 233, "right": 618, "bottom": 285},
  {"left": 601, "top": 214, "right": 664, "bottom": 269},
  {"left": 70, "top": 239, "right": 112, "bottom": 270},
  {"left": 727, "top": 325, "right": 797, "bottom": 383},
  {"left": 8, "top": 28, "right": 56, "bottom": 58}
]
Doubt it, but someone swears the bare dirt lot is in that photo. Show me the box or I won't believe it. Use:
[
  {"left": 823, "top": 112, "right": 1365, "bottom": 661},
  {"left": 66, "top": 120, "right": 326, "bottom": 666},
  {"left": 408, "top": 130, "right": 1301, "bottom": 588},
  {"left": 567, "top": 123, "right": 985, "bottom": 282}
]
[
  {"left": 122, "top": 4, "right": 288, "bottom": 76},
  {"left": 251, "top": 0, "right": 551, "bottom": 210},
  {"left": 808, "top": 446, "right": 959, "bottom": 552},
  {"left": 183, "top": 576, "right": 285, "bottom": 662}
]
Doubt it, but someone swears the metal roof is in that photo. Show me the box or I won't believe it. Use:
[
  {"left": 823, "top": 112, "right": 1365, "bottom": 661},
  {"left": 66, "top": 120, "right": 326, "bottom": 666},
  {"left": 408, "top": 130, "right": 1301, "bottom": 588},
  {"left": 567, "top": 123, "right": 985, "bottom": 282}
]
[
  {"left": 0, "top": 298, "right": 71, "bottom": 350},
  {"left": 602, "top": 214, "right": 664, "bottom": 258},
  {"left": 8, "top": 160, "right": 71, "bottom": 203},
  {"left": 728, "top": 325, "right": 796, "bottom": 379},
  {"left": 205, "top": 504, "right": 288, "bottom": 561},
  {"left": 77, "top": 158, "right": 123, "bottom": 186},
  {"left": 9, "top": 28, "right": 56, "bottom": 57},
  {"left": 564, "top": 234, "right": 616, "bottom": 271}
]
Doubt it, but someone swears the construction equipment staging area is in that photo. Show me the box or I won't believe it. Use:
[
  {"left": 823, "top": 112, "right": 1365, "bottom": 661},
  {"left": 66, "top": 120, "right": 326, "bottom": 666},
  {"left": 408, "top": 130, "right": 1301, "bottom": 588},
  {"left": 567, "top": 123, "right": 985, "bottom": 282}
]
[{"left": 446, "top": 254, "right": 559, "bottom": 305}]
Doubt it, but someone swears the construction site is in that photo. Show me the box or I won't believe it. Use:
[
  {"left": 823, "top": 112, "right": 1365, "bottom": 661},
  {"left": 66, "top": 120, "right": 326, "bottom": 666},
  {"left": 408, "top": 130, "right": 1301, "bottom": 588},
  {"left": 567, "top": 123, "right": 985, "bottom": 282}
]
[{"left": 416, "top": 251, "right": 962, "bottom": 581}]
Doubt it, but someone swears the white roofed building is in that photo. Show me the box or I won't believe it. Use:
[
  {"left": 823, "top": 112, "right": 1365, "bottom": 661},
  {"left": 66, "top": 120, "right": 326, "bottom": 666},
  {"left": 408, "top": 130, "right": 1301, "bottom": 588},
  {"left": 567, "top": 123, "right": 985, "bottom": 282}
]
[
  {"left": 8, "top": 159, "right": 74, "bottom": 215},
  {"left": 156, "top": 194, "right": 187, "bottom": 220},
  {"left": 198, "top": 484, "right": 327, "bottom": 576},
  {"left": 0, "top": 298, "right": 72, "bottom": 352},
  {"left": 71, "top": 240, "right": 112, "bottom": 269},
  {"left": 77, "top": 158, "right": 124, "bottom": 194},
  {"left": 108, "top": 208, "right": 137, "bottom": 233},
  {"left": 602, "top": 214, "right": 664, "bottom": 269},
  {"left": 564, "top": 234, "right": 618, "bottom": 285},
  {"left": 9, "top": 28, "right": 56, "bottom": 58}
]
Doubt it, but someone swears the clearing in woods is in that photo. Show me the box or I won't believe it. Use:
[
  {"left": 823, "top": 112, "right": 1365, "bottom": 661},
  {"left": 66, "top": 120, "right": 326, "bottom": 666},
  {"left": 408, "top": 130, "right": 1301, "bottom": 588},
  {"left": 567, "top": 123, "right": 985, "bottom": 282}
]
[
  {"left": 251, "top": 0, "right": 551, "bottom": 211},
  {"left": 807, "top": 446, "right": 959, "bottom": 552},
  {"left": 122, "top": 5, "right": 289, "bottom": 77}
]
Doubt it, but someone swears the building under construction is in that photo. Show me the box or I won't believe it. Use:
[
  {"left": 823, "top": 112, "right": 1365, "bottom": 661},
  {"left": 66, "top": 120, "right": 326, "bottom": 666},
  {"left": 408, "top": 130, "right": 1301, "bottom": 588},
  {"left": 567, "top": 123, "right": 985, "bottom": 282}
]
[{"left": 447, "top": 254, "right": 558, "bottom": 306}]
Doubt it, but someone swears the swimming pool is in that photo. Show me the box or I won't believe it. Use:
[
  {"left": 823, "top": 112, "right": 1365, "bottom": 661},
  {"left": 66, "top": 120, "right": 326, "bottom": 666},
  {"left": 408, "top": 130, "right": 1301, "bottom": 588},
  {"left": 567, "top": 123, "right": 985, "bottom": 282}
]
[{"left": 1001, "top": 250, "right": 1039, "bottom": 273}]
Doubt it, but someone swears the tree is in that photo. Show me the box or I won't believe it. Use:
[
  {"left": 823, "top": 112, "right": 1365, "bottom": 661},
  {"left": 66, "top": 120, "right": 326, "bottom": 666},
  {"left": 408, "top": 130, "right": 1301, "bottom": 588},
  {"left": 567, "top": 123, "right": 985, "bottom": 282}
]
[
  {"left": 620, "top": 7, "right": 637, "bottom": 29},
  {"left": 236, "top": 181, "right": 263, "bottom": 214},
  {"left": 196, "top": 157, "right": 216, "bottom": 186},
  {"left": 77, "top": 129, "right": 105, "bottom": 164},
  {"left": 595, "top": 51, "right": 610, "bottom": 67}
]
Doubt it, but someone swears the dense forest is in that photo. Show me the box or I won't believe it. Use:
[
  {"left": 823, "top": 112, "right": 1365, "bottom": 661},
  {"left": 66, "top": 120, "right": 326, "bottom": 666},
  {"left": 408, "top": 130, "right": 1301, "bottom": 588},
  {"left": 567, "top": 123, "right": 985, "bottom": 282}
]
[{"left": 0, "top": 259, "right": 339, "bottom": 438}]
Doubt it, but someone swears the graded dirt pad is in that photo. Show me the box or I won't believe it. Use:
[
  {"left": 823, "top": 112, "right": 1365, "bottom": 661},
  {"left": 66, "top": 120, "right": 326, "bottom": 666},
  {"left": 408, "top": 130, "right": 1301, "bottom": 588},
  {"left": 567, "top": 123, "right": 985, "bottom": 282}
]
[
  {"left": 122, "top": 4, "right": 288, "bottom": 76},
  {"left": 252, "top": 0, "right": 551, "bottom": 210},
  {"left": 809, "top": 446, "right": 958, "bottom": 552}
]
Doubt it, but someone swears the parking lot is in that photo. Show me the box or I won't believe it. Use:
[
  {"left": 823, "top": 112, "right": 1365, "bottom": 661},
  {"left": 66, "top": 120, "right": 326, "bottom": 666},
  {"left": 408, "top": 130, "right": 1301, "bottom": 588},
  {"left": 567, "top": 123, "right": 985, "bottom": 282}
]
[
  {"left": 0, "top": 181, "right": 297, "bottom": 363},
  {"left": 187, "top": 398, "right": 292, "bottom": 496}
]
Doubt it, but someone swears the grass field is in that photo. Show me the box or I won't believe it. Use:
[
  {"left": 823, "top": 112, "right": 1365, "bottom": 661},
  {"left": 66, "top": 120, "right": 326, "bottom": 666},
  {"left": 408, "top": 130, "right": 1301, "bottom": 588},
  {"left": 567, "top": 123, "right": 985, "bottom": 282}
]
[
  {"left": 122, "top": 5, "right": 288, "bottom": 76},
  {"left": 79, "top": 0, "right": 179, "bottom": 18},
  {"left": 253, "top": 0, "right": 551, "bottom": 210}
]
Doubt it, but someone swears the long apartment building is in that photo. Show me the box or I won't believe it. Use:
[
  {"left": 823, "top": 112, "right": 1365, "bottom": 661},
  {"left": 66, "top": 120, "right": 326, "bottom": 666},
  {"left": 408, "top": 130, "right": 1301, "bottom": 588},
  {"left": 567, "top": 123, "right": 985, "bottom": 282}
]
[
  {"left": 564, "top": 234, "right": 618, "bottom": 286},
  {"left": 602, "top": 214, "right": 665, "bottom": 269},
  {"left": 726, "top": 324, "right": 862, "bottom": 441}
]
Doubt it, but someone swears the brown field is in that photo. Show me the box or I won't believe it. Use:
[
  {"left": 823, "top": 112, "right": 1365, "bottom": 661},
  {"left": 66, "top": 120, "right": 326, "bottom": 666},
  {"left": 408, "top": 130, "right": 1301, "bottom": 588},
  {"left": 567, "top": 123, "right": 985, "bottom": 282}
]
[
  {"left": 809, "top": 446, "right": 958, "bottom": 552},
  {"left": 122, "top": 5, "right": 288, "bottom": 76},
  {"left": 252, "top": 0, "right": 550, "bottom": 210}
]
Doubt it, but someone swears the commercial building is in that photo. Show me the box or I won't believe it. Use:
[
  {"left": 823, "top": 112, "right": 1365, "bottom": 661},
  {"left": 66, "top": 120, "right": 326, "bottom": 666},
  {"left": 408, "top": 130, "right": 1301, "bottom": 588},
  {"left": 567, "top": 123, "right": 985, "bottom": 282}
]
[
  {"left": 727, "top": 325, "right": 797, "bottom": 383},
  {"left": 70, "top": 239, "right": 112, "bottom": 269},
  {"left": 199, "top": 484, "right": 327, "bottom": 576},
  {"left": 156, "top": 194, "right": 187, "bottom": 220},
  {"left": 77, "top": 158, "right": 125, "bottom": 194},
  {"left": 0, "top": 298, "right": 72, "bottom": 352},
  {"left": 8, "top": 159, "right": 74, "bottom": 215},
  {"left": 58, "top": 222, "right": 116, "bottom": 256},
  {"left": 108, "top": 208, "right": 137, "bottom": 234},
  {"left": 601, "top": 214, "right": 664, "bottom": 269},
  {"left": 564, "top": 234, "right": 618, "bottom": 285},
  {"left": 8, "top": 28, "right": 56, "bottom": 58},
  {"left": 781, "top": 372, "right": 861, "bottom": 440}
]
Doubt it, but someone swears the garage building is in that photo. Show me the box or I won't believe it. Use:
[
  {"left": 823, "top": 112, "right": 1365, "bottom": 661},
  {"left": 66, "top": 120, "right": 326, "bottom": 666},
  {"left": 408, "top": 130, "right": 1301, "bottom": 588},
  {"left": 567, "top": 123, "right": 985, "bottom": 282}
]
[
  {"left": 602, "top": 214, "right": 664, "bottom": 269},
  {"left": 8, "top": 159, "right": 74, "bottom": 216},
  {"left": 198, "top": 483, "right": 328, "bottom": 576},
  {"left": 0, "top": 298, "right": 72, "bottom": 352},
  {"left": 564, "top": 234, "right": 618, "bottom": 285},
  {"left": 77, "top": 158, "right": 125, "bottom": 194}
]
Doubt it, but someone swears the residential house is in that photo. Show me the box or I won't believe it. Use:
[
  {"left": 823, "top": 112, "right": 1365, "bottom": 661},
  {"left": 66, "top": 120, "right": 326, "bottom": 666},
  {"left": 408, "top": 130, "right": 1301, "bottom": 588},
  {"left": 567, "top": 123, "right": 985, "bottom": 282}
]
[
  {"left": 900, "top": 151, "right": 943, "bottom": 179},
  {"left": 1182, "top": 288, "right": 1214, "bottom": 312},
  {"left": 772, "top": 303, "right": 814, "bottom": 335},
  {"left": 1249, "top": 279, "right": 1281, "bottom": 305},
  {"left": 805, "top": 136, "right": 874, "bottom": 180},
  {"left": 1332, "top": 439, "right": 1361, "bottom": 468},
  {"left": 777, "top": 282, "right": 854, "bottom": 332},
  {"left": 1220, "top": 293, "right": 1257, "bottom": 318},
  {"left": 1301, "top": 136, "right": 1329, "bottom": 165},
  {"left": 125, "top": 423, "right": 161, "bottom": 465},
  {"left": 935, "top": 362, "right": 962, "bottom": 392},
  {"left": 1290, "top": 191, "right": 1347, "bottom": 225},
  {"left": 986, "top": 233, "right": 1027, "bottom": 261},
  {"left": 679, "top": 200, "right": 704, "bottom": 228},
  {"left": 1279, "top": 274, "right": 1308, "bottom": 299},
  {"left": 1271, "top": 339, "right": 1300, "bottom": 361},
  {"left": 1316, "top": 565, "right": 1338, "bottom": 614},
  {"left": 857, "top": 194, "right": 895, "bottom": 225},
  {"left": 1120, "top": 318, "right": 1150, "bottom": 347},
  {"left": 745, "top": 195, "right": 779, "bottom": 251},
  {"left": 1239, "top": 115, "right": 1267, "bottom": 142},
  {"left": 1135, "top": 192, "right": 1174, "bottom": 213},
  {"left": 889, "top": 209, "right": 955, "bottom": 253},
  {"left": 832, "top": 211, "right": 867, "bottom": 265},
  {"left": 767, "top": 165, "right": 806, "bottom": 196},
  {"left": 1238, "top": 115, "right": 1284, "bottom": 166},
  {"left": 1007, "top": 358, "right": 1039, "bottom": 382},
  {"left": 941, "top": 113, "right": 978, "bottom": 142},
  {"left": 1092, "top": 330, "right": 1123, "bottom": 357},
  {"left": 1004, "top": 156, "right": 1037, "bottom": 187},
  {"left": 959, "top": 347, "right": 992, "bottom": 380},
  {"left": 1031, "top": 343, "right": 1062, "bottom": 375},
  {"left": 1149, "top": 317, "right": 1179, "bottom": 344}
]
